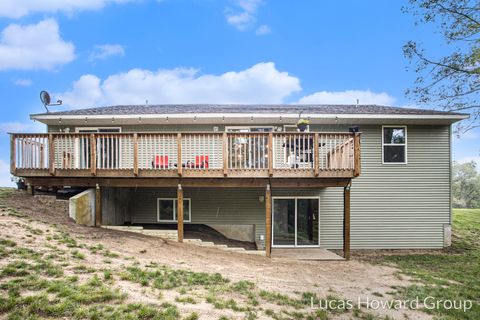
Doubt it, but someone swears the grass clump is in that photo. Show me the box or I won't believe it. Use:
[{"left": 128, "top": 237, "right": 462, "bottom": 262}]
[{"left": 120, "top": 265, "right": 229, "bottom": 289}]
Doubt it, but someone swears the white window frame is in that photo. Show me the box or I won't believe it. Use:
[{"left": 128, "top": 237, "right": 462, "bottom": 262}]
[
  {"left": 271, "top": 196, "right": 320, "bottom": 248},
  {"left": 75, "top": 127, "right": 122, "bottom": 133},
  {"left": 283, "top": 124, "right": 310, "bottom": 133},
  {"left": 282, "top": 125, "right": 311, "bottom": 165},
  {"left": 382, "top": 125, "right": 407, "bottom": 165},
  {"left": 225, "top": 126, "right": 274, "bottom": 132},
  {"left": 74, "top": 127, "right": 122, "bottom": 169},
  {"left": 157, "top": 198, "right": 192, "bottom": 223}
]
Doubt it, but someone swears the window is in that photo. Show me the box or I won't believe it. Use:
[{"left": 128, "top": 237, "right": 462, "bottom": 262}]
[
  {"left": 157, "top": 198, "right": 191, "bottom": 222},
  {"left": 283, "top": 124, "right": 309, "bottom": 132},
  {"left": 225, "top": 126, "right": 274, "bottom": 132},
  {"left": 382, "top": 126, "right": 407, "bottom": 164},
  {"left": 75, "top": 127, "right": 121, "bottom": 169}
]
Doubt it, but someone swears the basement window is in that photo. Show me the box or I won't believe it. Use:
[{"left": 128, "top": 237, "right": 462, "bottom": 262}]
[
  {"left": 157, "top": 198, "right": 191, "bottom": 222},
  {"left": 382, "top": 126, "right": 407, "bottom": 164}
]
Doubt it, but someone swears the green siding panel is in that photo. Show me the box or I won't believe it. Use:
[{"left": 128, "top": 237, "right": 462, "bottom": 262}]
[{"left": 66, "top": 123, "right": 451, "bottom": 249}]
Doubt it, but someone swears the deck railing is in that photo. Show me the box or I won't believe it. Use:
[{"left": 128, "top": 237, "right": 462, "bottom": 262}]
[{"left": 10, "top": 132, "right": 361, "bottom": 179}]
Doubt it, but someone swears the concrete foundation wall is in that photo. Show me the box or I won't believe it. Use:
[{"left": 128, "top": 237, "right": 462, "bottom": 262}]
[
  {"left": 69, "top": 189, "right": 95, "bottom": 226},
  {"left": 207, "top": 224, "right": 255, "bottom": 242}
]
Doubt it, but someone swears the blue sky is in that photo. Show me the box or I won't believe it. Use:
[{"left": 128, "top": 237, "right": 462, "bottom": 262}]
[{"left": 0, "top": 0, "right": 478, "bottom": 185}]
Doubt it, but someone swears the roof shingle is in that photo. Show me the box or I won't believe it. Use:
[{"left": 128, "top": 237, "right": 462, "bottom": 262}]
[{"left": 31, "top": 104, "right": 467, "bottom": 117}]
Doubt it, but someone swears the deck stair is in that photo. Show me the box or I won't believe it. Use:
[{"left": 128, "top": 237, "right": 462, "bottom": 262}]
[{"left": 101, "top": 225, "right": 263, "bottom": 254}]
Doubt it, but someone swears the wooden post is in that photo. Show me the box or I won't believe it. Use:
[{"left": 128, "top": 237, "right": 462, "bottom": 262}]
[
  {"left": 354, "top": 133, "right": 361, "bottom": 177},
  {"left": 314, "top": 133, "right": 319, "bottom": 177},
  {"left": 177, "top": 184, "right": 184, "bottom": 242},
  {"left": 10, "top": 135, "right": 16, "bottom": 175},
  {"left": 95, "top": 184, "right": 102, "bottom": 227},
  {"left": 133, "top": 133, "right": 138, "bottom": 176},
  {"left": 48, "top": 134, "right": 55, "bottom": 176},
  {"left": 90, "top": 134, "right": 97, "bottom": 176},
  {"left": 40, "top": 144, "right": 45, "bottom": 169},
  {"left": 223, "top": 132, "right": 228, "bottom": 176},
  {"left": 268, "top": 133, "right": 273, "bottom": 177},
  {"left": 27, "top": 183, "right": 33, "bottom": 195},
  {"left": 177, "top": 133, "right": 182, "bottom": 177},
  {"left": 343, "top": 182, "right": 351, "bottom": 260},
  {"left": 265, "top": 184, "right": 272, "bottom": 257}
]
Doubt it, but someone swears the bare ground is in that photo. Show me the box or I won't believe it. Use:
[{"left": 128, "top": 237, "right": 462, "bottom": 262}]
[{"left": 0, "top": 189, "right": 432, "bottom": 320}]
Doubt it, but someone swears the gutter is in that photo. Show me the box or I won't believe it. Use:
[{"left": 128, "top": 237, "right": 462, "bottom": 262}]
[{"left": 30, "top": 113, "right": 470, "bottom": 121}]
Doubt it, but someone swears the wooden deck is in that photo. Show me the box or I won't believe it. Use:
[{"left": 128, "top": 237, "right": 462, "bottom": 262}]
[{"left": 11, "top": 132, "right": 361, "bottom": 179}]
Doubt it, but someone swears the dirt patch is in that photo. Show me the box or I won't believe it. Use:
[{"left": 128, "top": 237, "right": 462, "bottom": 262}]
[{"left": 1, "top": 189, "right": 432, "bottom": 320}]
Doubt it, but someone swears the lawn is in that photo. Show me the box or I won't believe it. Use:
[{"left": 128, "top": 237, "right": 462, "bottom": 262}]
[
  {"left": 378, "top": 209, "right": 480, "bottom": 320},
  {"left": 1, "top": 187, "right": 478, "bottom": 320},
  {"left": 1, "top": 188, "right": 387, "bottom": 320}
]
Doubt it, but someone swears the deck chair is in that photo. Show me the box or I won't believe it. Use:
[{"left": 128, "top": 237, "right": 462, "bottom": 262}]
[
  {"left": 153, "top": 155, "right": 169, "bottom": 169},
  {"left": 195, "top": 155, "right": 209, "bottom": 169}
]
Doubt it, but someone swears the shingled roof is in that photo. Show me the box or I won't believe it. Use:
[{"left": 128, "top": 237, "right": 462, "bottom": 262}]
[{"left": 31, "top": 104, "right": 466, "bottom": 117}]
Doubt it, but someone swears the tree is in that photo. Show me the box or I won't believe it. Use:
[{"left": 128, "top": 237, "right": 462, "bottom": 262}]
[
  {"left": 452, "top": 161, "right": 480, "bottom": 208},
  {"left": 403, "top": 0, "right": 480, "bottom": 133}
]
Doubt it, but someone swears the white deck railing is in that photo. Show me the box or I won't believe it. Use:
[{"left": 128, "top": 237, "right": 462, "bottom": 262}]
[{"left": 10, "top": 132, "right": 360, "bottom": 178}]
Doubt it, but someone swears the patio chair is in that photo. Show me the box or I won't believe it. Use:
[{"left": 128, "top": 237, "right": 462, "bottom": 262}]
[
  {"left": 153, "top": 155, "right": 169, "bottom": 169},
  {"left": 195, "top": 155, "right": 209, "bottom": 169}
]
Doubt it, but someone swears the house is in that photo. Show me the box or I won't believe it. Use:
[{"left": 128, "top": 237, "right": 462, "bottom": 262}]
[{"left": 10, "top": 104, "right": 468, "bottom": 259}]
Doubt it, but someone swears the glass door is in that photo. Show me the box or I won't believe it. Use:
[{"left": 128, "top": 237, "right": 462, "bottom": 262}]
[
  {"left": 272, "top": 197, "right": 319, "bottom": 247},
  {"left": 296, "top": 198, "right": 319, "bottom": 246},
  {"left": 77, "top": 128, "right": 120, "bottom": 169},
  {"left": 272, "top": 198, "right": 296, "bottom": 246}
]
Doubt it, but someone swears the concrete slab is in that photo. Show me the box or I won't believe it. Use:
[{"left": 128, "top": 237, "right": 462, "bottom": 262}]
[{"left": 271, "top": 248, "right": 344, "bottom": 261}]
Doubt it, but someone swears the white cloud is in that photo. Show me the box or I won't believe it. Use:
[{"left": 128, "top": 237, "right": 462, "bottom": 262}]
[
  {"left": 89, "top": 44, "right": 125, "bottom": 61},
  {"left": 0, "top": 19, "right": 75, "bottom": 71},
  {"left": 0, "top": 0, "right": 136, "bottom": 19},
  {"left": 298, "top": 90, "right": 396, "bottom": 105},
  {"left": 226, "top": 0, "right": 263, "bottom": 31},
  {"left": 13, "top": 79, "right": 32, "bottom": 86},
  {"left": 60, "top": 75, "right": 104, "bottom": 108},
  {"left": 0, "top": 121, "right": 45, "bottom": 134},
  {"left": 59, "top": 62, "right": 301, "bottom": 107},
  {"left": 255, "top": 25, "right": 271, "bottom": 35}
]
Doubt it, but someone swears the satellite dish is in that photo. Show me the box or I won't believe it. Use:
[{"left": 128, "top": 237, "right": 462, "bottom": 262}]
[
  {"left": 39, "top": 90, "right": 62, "bottom": 113},
  {"left": 40, "top": 91, "right": 51, "bottom": 106}
]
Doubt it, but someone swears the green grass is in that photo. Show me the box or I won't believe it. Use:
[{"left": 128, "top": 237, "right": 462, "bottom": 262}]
[
  {"left": 376, "top": 208, "right": 480, "bottom": 320},
  {"left": 0, "top": 188, "right": 389, "bottom": 320}
]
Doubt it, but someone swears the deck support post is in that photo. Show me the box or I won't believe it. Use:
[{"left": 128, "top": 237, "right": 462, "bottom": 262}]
[
  {"left": 48, "top": 134, "right": 55, "bottom": 176},
  {"left": 90, "top": 134, "right": 97, "bottom": 176},
  {"left": 177, "top": 134, "right": 182, "bottom": 177},
  {"left": 95, "top": 184, "right": 102, "bottom": 227},
  {"left": 27, "top": 183, "right": 34, "bottom": 195},
  {"left": 343, "top": 181, "right": 351, "bottom": 260},
  {"left": 265, "top": 183, "right": 272, "bottom": 257},
  {"left": 177, "top": 184, "right": 184, "bottom": 242},
  {"left": 133, "top": 133, "right": 138, "bottom": 176},
  {"left": 10, "top": 135, "right": 16, "bottom": 175},
  {"left": 268, "top": 133, "right": 273, "bottom": 177},
  {"left": 354, "top": 133, "right": 361, "bottom": 177},
  {"left": 222, "top": 132, "right": 228, "bottom": 176}
]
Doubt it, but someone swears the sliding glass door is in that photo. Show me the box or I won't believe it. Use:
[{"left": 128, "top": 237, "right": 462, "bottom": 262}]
[{"left": 272, "top": 197, "right": 319, "bottom": 247}]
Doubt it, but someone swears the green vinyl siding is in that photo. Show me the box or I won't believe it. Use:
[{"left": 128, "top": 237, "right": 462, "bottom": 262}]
[{"left": 95, "top": 123, "right": 451, "bottom": 249}]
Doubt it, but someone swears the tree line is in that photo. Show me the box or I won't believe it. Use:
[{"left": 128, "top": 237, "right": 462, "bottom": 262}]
[{"left": 453, "top": 161, "right": 480, "bottom": 208}]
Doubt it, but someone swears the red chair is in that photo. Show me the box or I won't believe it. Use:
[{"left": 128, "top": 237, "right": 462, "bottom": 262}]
[
  {"left": 195, "top": 155, "right": 209, "bottom": 169},
  {"left": 153, "top": 155, "right": 169, "bottom": 169}
]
